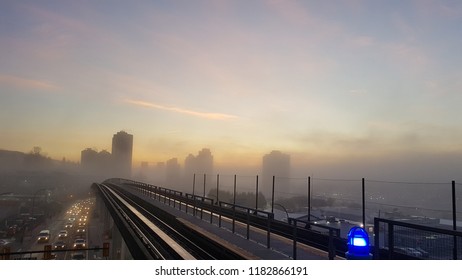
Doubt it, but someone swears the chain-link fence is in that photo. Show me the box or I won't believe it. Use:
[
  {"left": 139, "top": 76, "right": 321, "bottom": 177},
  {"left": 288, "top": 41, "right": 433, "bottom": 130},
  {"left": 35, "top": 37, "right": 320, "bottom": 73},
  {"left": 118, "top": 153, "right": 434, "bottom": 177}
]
[{"left": 185, "top": 175, "right": 461, "bottom": 229}]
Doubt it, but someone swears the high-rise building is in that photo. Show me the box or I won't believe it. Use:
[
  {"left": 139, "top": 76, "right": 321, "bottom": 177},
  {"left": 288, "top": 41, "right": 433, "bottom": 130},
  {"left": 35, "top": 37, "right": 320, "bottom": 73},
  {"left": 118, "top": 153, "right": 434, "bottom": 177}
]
[
  {"left": 183, "top": 148, "right": 214, "bottom": 193},
  {"left": 81, "top": 148, "right": 98, "bottom": 171},
  {"left": 262, "top": 150, "right": 291, "bottom": 200},
  {"left": 196, "top": 148, "right": 213, "bottom": 175},
  {"left": 80, "top": 148, "right": 113, "bottom": 179},
  {"left": 184, "top": 148, "right": 213, "bottom": 175},
  {"left": 111, "top": 131, "right": 133, "bottom": 179}
]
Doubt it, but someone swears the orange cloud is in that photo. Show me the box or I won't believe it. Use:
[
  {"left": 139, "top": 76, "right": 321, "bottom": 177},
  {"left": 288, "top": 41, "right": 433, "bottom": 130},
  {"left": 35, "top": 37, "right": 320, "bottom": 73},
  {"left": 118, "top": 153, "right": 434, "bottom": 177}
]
[{"left": 125, "top": 99, "right": 238, "bottom": 120}]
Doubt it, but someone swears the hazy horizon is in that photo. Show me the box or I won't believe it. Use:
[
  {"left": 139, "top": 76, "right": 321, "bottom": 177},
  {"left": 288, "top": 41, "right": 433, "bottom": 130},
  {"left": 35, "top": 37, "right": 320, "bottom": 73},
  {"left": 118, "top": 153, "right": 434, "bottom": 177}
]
[{"left": 1, "top": 1, "right": 462, "bottom": 182}]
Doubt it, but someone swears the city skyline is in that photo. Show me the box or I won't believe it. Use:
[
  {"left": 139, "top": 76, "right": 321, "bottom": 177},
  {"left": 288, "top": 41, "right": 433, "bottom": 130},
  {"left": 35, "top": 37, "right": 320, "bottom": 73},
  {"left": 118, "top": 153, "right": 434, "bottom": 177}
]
[{"left": 1, "top": 1, "right": 462, "bottom": 181}]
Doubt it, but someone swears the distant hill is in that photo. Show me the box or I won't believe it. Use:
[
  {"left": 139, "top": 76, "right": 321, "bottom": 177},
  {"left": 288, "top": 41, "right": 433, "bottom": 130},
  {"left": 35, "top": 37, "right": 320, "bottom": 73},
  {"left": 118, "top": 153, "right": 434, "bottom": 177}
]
[
  {"left": 0, "top": 149, "right": 62, "bottom": 172},
  {"left": 0, "top": 149, "right": 26, "bottom": 171}
]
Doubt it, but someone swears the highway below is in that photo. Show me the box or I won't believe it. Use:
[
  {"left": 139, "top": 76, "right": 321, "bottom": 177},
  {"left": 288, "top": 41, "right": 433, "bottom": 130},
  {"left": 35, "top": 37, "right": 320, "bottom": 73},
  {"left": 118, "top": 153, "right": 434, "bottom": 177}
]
[{"left": 5, "top": 197, "right": 101, "bottom": 260}]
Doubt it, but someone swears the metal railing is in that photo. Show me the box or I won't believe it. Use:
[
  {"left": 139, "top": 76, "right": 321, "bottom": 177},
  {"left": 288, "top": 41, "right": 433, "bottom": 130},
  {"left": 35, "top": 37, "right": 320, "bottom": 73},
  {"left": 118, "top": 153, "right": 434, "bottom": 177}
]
[
  {"left": 374, "top": 217, "right": 462, "bottom": 260},
  {"left": 105, "top": 178, "right": 462, "bottom": 260}
]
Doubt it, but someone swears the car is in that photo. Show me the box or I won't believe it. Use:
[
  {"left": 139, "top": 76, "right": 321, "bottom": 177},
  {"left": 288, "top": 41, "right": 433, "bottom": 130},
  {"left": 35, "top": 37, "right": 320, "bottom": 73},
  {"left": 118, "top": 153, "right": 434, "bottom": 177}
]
[
  {"left": 74, "top": 232, "right": 85, "bottom": 239},
  {"left": 71, "top": 252, "right": 85, "bottom": 260},
  {"left": 76, "top": 227, "right": 86, "bottom": 234},
  {"left": 53, "top": 241, "right": 66, "bottom": 249},
  {"left": 37, "top": 230, "right": 50, "bottom": 243},
  {"left": 65, "top": 222, "right": 73, "bottom": 228},
  {"left": 73, "top": 239, "right": 86, "bottom": 249},
  {"left": 58, "top": 230, "right": 68, "bottom": 238}
]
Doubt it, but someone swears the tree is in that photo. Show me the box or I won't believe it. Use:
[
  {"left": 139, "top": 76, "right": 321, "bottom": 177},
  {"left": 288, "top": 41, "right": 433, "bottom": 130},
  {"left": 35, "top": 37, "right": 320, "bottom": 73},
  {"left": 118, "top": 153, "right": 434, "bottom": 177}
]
[{"left": 24, "top": 146, "right": 53, "bottom": 170}]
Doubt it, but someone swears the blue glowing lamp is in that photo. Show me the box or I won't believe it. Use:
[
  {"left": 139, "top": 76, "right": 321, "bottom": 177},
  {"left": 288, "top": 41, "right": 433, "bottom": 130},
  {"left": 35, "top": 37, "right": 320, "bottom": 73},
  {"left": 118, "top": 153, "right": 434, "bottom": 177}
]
[{"left": 346, "top": 226, "right": 372, "bottom": 260}]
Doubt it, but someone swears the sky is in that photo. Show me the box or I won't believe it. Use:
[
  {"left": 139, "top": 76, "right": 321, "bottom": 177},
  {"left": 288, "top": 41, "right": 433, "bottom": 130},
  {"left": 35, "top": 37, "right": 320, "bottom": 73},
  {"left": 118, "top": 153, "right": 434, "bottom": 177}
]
[{"left": 1, "top": 0, "right": 462, "bottom": 179}]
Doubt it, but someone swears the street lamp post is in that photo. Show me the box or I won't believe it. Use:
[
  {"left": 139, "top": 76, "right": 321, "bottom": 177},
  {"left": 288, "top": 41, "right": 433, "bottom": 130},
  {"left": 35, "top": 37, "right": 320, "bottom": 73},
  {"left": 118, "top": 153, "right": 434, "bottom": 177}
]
[{"left": 273, "top": 203, "right": 290, "bottom": 222}]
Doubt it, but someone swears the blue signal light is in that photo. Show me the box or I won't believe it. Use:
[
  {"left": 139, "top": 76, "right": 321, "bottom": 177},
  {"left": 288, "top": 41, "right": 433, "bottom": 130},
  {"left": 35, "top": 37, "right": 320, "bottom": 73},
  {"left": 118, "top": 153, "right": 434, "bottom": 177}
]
[
  {"left": 351, "top": 237, "right": 367, "bottom": 247},
  {"left": 346, "top": 226, "right": 372, "bottom": 260}
]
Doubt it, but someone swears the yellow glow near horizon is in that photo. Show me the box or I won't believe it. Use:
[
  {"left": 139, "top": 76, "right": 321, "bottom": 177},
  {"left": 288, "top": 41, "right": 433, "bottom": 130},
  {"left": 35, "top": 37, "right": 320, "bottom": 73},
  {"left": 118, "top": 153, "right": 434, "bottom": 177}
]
[{"left": 1, "top": 1, "right": 462, "bottom": 181}]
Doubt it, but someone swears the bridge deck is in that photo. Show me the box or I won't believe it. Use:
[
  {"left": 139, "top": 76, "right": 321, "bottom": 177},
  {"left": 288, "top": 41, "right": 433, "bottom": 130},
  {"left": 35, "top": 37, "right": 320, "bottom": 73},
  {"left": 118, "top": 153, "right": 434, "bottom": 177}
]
[{"left": 126, "top": 188, "right": 332, "bottom": 260}]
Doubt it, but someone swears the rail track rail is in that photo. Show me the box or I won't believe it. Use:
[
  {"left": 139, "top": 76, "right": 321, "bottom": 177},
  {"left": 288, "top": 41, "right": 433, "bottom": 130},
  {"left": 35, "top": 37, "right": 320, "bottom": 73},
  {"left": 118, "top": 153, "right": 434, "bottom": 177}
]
[{"left": 97, "top": 183, "right": 252, "bottom": 259}]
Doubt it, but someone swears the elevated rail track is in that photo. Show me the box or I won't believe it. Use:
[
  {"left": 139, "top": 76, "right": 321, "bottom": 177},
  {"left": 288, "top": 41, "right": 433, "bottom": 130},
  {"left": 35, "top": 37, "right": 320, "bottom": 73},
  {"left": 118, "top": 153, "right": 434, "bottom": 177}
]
[{"left": 94, "top": 182, "right": 257, "bottom": 259}]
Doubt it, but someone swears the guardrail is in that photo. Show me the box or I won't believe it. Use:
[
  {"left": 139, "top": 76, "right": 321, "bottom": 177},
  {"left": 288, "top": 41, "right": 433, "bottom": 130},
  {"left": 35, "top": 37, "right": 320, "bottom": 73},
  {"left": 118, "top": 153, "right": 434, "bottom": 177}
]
[
  {"left": 106, "top": 178, "right": 350, "bottom": 259},
  {"left": 93, "top": 183, "right": 158, "bottom": 259},
  {"left": 374, "top": 217, "right": 462, "bottom": 259}
]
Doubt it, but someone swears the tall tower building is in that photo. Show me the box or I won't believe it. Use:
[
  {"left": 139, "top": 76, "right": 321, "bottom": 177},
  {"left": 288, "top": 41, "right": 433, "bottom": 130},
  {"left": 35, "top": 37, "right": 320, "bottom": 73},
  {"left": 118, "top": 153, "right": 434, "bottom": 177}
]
[
  {"left": 196, "top": 148, "right": 213, "bottom": 175},
  {"left": 81, "top": 148, "right": 98, "bottom": 172},
  {"left": 111, "top": 131, "right": 133, "bottom": 179},
  {"left": 183, "top": 148, "right": 214, "bottom": 193},
  {"left": 262, "top": 150, "right": 291, "bottom": 200},
  {"left": 80, "top": 148, "right": 113, "bottom": 179}
]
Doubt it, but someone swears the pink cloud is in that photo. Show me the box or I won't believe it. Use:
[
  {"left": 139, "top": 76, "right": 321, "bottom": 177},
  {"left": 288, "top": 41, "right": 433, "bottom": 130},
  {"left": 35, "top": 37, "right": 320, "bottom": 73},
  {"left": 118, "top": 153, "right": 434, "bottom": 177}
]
[
  {"left": 0, "top": 74, "right": 59, "bottom": 91},
  {"left": 125, "top": 99, "right": 239, "bottom": 121}
]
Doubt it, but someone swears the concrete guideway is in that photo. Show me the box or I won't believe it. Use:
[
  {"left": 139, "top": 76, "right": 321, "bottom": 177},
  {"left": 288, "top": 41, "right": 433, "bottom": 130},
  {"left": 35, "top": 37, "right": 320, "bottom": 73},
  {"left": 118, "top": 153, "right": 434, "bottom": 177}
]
[{"left": 124, "top": 186, "right": 332, "bottom": 260}]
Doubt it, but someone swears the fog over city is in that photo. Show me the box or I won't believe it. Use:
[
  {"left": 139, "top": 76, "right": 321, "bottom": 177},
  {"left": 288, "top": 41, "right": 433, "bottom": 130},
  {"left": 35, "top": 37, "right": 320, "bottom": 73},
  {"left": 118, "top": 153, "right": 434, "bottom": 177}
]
[{"left": 0, "top": 0, "right": 461, "bottom": 263}]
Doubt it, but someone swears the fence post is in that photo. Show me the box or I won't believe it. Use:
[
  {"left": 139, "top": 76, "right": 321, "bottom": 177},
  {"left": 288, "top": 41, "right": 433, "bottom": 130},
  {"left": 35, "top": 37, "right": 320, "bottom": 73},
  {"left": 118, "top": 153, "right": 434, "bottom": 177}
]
[
  {"left": 218, "top": 201, "right": 222, "bottom": 228},
  {"left": 173, "top": 191, "right": 176, "bottom": 208},
  {"left": 267, "top": 214, "right": 272, "bottom": 249},
  {"left": 292, "top": 219, "right": 297, "bottom": 260},
  {"left": 374, "top": 218, "right": 380, "bottom": 259},
  {"left": 452, "top": 180, "right": 457, "bottom": 260},
  {"left": 216, "top": 174, "right": 219, "bottom": 205},
  {"left": 200, "top": 197, "right": 204, "bottom": 220},
  {"left": 328, "top": 229, "right": 336, "bottom": 260},
  {"left": 388, "top": 223, "right": 394, "bottom": 259},
  {"left": 308, "top": 176, "right": 311, "bottom": 223},
  {"left": 232, "top": 175, "right": 236, "bottom": 233},
  {"left": 193, "top": 174, "right": 196, "bottom": 216},
  {"left": 246, "top": 208, "right": 250, "bottom": 240},
  {"left": 255, "top": 175, "right": 259, "bottom": 210},
  {"left": 185, "top": 194, "right": 188, "bottom": 214},
  {"left": 271, "top": 175, "right": 275, "bottom": 214},
  {"left": 362, "top": 178, "right": 365, "bottom": 228},
  {"left": 210, "top": 199, "right": 213, "bottom": 224}
]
